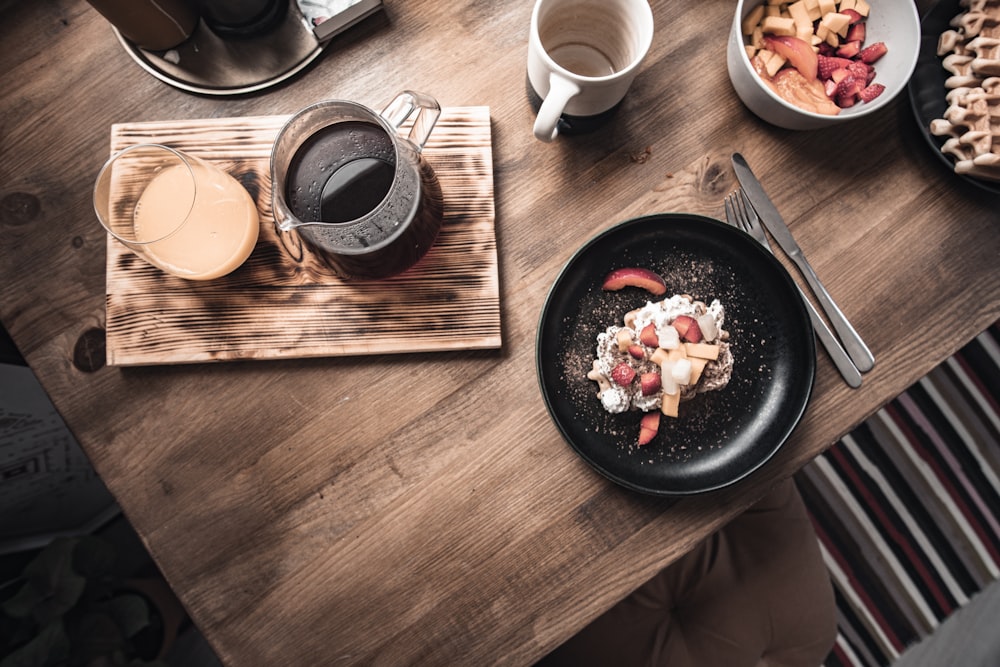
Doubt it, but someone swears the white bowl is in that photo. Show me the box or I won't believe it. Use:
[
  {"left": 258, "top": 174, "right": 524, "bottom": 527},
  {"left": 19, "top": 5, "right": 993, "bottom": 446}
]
[{"left": 727, "top": 0, "right": 920, "bottom": 130}]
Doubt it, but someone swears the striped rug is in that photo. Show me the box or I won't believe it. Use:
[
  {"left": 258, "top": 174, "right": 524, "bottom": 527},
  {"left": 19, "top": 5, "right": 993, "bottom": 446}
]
[{"left": 795, "top": 322, "right": 1000, "bottom": 667}]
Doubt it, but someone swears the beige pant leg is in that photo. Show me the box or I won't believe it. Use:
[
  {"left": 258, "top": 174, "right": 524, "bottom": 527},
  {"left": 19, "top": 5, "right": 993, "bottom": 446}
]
[{"left": 536, "top": 479, "right": 837, "bottom": 667}]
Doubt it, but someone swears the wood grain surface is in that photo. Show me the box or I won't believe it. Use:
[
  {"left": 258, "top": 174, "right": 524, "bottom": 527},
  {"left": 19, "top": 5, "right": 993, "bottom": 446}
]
[
  {"left": 0, "top": 0, "right": 997, "bottom": 666},
  {"left": 105, "top": 109, "right": 499, "bottom": 365}
]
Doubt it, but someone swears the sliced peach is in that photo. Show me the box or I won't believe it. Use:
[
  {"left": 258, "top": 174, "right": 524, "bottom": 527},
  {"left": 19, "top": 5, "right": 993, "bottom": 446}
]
[
  {"left": 601, "top": 267, "right": 667, "bottom": 295},
  {"left": 649, "top": 347, "right": 670, "bottom": 365},
  {"left": 666, "top": 345, "right": 688, "bottom": 362},
  {"left": 660, "top": 391, "right": 680, "bottom": 418},
  {"left": 685, "top": 342, "right": 720, "bottom": 361},
  {"left": 763, "top": 35, "right": 817, "bottom": 81},
  {"left": 689, "top": 357, "right": 708, "bottom": 385}
]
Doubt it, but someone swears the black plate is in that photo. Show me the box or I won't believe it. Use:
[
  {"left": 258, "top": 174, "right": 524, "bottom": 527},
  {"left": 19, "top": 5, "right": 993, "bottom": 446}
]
[
  {"left": 907, "top": 0, "right": 1000, "bottom": 196},
  {"left": 536, "top": 214, "right": 816, "bottom": 496}
]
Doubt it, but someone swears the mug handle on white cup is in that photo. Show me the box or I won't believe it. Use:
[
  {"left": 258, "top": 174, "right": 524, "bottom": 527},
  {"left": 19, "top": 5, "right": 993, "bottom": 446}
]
[
  {"left": 381, "top": 90, "right": 442, "bottom": 151},
  {"left": 533, "top": 74, "right": 581, "bottom": 142}
]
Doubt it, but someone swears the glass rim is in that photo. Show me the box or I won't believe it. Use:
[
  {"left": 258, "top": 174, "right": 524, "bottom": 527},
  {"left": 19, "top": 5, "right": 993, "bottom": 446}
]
[{"left": 93, "top": 143, "right": 198, "bottom": 247}]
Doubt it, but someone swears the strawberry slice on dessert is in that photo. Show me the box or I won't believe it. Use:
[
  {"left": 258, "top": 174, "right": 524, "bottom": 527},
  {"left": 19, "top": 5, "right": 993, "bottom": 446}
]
[
  {"left": 611, "top": 362, "right": 636, "bottom": 387},
  {"left": 639, "top": 372, "right": 662, "bottom": 396},
  {"left": 638, "top": 412, "right": 660, "bottom": 446},
  {"left": 639, "top": 323, "right": 659, "bottom": 347},
  {"left": 671, "top": 315, "right": 703, "bottom": 343}
]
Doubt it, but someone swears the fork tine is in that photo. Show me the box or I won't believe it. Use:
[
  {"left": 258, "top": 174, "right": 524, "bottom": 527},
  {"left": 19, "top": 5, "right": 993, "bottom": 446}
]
[
  {"left": 738, "top": 189, "right": 766, "bottom": 235},
  {"left": 733, "top": 189, "right": 759, "bottom": 237},
  {"left": 733, "top": 190, "right": 747, "bottom": 229},
  {"left": 727, "top": 190, "right": 749, "bottom": 235},
  {"left": 723, "top": 192, "right": 737, "bottom": 227}
]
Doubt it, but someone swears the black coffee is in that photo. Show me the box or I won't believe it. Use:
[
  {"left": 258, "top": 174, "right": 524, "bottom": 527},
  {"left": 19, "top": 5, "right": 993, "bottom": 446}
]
[
  {"left": 320, "top": 157, "right": 394, "bottom": 223},
  {"left": 285, "top": 121, "right": 396, "bottom": 224},
  {"left": 279, "top": 117, "right": 444, "bottom": 279}
]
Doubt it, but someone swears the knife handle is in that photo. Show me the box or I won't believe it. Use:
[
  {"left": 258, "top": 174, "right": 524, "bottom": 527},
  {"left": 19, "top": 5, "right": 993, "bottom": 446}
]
[
  {"left": 794, "top": 258, "right": 875, "bottom": 373},
  {"left": 800, "top": 288, "right": 862, "bottom": 388}
]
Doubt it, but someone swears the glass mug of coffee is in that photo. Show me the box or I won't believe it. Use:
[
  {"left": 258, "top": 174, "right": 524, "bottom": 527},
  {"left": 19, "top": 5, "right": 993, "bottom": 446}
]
[
  {"left": 94, "top": 144, "right": 260, "bottom": 280},
  {"left": 270, "top": 91, "right": 445, "bottom": 280}
]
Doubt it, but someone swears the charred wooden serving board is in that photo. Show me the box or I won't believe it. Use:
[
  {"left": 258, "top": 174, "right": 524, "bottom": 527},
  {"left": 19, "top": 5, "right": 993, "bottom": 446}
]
[{"left": 105, "top": 107, "right": 499, "bottom": 366}]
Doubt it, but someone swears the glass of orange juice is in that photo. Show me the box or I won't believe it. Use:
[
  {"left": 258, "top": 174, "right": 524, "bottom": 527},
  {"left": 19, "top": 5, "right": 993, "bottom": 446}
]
[{"left": 93, "top": 144, "right": 259, "bottom": 280}]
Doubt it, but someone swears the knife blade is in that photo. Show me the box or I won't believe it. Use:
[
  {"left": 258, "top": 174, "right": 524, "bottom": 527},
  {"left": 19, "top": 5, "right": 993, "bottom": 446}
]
[
  {"left": 724, "top": 191, "right": 862, "bottom": 388},
  {"left": 732, "top": 153, "right": 875, "bottom": 373}
]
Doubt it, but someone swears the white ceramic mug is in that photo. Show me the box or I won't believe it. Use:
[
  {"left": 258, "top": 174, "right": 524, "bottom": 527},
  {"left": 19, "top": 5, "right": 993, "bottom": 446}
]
[{"left": 527, "top": 0, "right": 653, "bottom": 142}]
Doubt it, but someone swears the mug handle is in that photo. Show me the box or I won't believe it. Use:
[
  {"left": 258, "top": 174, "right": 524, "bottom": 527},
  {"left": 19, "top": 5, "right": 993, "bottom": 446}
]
[
  {"left": 533, "top": 73, "right": 581, "bottom": 142},
  {"left": 381, "top": 90, "right": 442, "bottom": 151}
]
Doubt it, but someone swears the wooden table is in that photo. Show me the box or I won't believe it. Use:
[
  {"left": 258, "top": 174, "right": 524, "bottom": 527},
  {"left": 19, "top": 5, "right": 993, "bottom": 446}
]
[{"left": 1, "top": 0, "right": 996, "bottom": 664}]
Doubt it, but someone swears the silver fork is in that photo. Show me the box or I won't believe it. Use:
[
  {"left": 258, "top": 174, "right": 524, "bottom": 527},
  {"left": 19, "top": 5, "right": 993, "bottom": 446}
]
[{"left": 725, "top": 189, "right": 862, "bottom": 389}]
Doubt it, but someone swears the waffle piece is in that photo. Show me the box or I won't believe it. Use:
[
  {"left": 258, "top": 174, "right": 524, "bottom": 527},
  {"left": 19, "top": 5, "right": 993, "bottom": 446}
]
[{"left": 931, "top": 0, "right": 1000, "bottom": 181}]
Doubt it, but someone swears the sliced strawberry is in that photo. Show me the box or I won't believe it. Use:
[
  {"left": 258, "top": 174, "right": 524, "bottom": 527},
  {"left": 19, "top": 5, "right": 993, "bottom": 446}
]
[
  {"left": 847, "top": 61, "right": 875, "bottom": 85},
  {"left": 683, "top": 320, "right": 703, "bottom": 343},
  {"left": 841, "top": 8, "right": 863, "bottom": 23},
  {"left": 859, "top": 41, "right": 888, "bottom": 64},
  {"left": 846, "top": 60, "right": 871, "bottom": 80},
  {"left": 817, "top": 55, "right": 854, "bottom": 80},
  {"left": 836, "top": 40, "right": 861, "bottom": 59},
  {"left": 835, "top": 75, "right": 864, "bottom": 98},
  {"left": 610, "top": 362, "right": 636, "bottom": 387},
  {"left": 638, "top": 412, "right": 660, "bottom": 446},
  {"left": 628, "top": 344, "right": 646, "bottom": 360},
  {"left": 672, "top": 315, "right": 704, "bottom": 342},
  {"left": 831, "top": 67, "right": 850, "bottom": 83},
  {"left": 834, "top": 75, "right": 865, "bottom": 107},
  {"left": 639, "top": 372, "right": 662, "bottom": 396},
  {"left": 817, "top": 41, "right": 836, "bottom": 57},
  {"left": 639, "top": 323, "right": 659, "bottom": 347},
  {"left": 671, "top": 315, "right": 692, "bottom": 338},
  {"left": 837, "top": 94, "right": 857, "bottom": 108},
  {"left": 846, "top": 21, "right": 865, "bottom": 42},
  {"left": 824, "top": 78, "right": 838, "bottom": 97},
  {"left": 859, "top": 83, "right": 885, "bottom": 103}
]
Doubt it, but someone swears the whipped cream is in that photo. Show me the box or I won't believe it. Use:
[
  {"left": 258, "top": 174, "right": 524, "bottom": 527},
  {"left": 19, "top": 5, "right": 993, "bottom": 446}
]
[{"left": 588, "top": 294, "right": 733, "bottom": 416}]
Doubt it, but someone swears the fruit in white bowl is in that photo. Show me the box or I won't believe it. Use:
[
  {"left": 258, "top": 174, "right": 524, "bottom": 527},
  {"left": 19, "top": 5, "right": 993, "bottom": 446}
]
[
  {"left": 742, "top": 0, "right": 890, "bottom": 115},
  {"left": 727, "top": 0, "right": 920, "bottom": 129}
]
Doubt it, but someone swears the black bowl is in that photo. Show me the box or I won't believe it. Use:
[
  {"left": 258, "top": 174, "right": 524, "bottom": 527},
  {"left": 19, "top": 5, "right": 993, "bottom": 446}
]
[{"left": 907, "top": 0, "right": 1000, "bottom": 196}]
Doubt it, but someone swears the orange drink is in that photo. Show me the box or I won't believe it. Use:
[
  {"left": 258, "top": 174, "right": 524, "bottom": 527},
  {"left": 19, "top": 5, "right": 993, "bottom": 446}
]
[{"left": 94, "top": 144, "right": 259, "bottom": 280}]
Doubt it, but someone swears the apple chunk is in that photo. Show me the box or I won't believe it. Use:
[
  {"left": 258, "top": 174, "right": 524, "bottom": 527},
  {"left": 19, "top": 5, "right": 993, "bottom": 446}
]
[
  {"left": 601, "top": 267, "right": 667, "bottom": 295},
  {"left": 763, "top": 35, "right": 817, "bottom": 81}
]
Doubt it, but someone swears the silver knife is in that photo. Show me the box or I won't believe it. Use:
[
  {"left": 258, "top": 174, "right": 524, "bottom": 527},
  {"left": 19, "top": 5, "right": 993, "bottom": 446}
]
[
  {"left": 726, "top": 191, "right": 862, "bottom": 388},
  {"left": 732, "top": 153, "right": 875, "bottom": 373}
]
